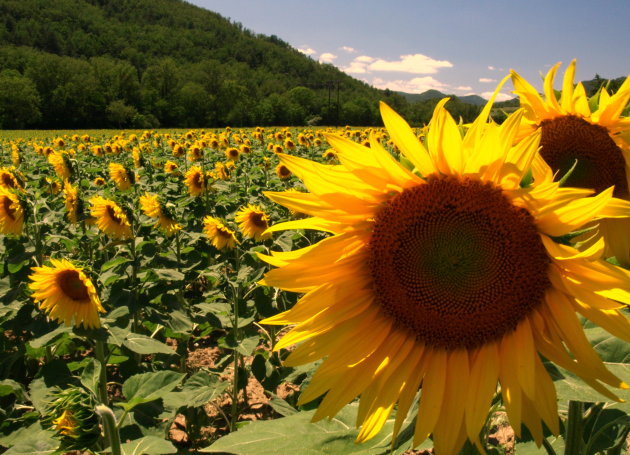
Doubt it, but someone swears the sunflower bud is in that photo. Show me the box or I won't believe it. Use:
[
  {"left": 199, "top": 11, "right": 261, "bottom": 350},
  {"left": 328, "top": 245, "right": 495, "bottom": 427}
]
[{"left": 42, "top": 387, "right": 100, "bottom": 451}]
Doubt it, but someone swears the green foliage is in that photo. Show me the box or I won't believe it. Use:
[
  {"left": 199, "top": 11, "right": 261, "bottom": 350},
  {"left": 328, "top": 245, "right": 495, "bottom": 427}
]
[{"left": 0, "top": 0, "right": 409, "bottom": 128}]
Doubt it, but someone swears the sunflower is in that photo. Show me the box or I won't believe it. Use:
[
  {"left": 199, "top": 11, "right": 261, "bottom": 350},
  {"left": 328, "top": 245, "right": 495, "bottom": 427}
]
[
  {"left": 108, "top": 162, "right": 133, "bottom": 191},
  {"left": 225, "top": 147, "right": 240, "bottom": 162},
  {"left": 89, "top": 196, "right": 132, "bottom": 240},
  {"left": 213, "top": 162, "right": 230, "bottom": 181},
  {"left": 511, "top": 60, "right": 630, "bottom": 264},
  {"left": 92, "top": 177, "right": 105, "bottom": 187},
  {"left": 258, "top": 96, "right": 630, "bottom": 454},
  {"left": 0, "top": 167, "right": 22, "bottom": 190},
  {"left": 132, "top": 147, "right": 144, "bottom": 168},
  {"left": 188, "top": 144, "right": 203, "bottom": 162},
  {"left": 48, "top": 151, "right": 72, "bottom": 180},
  {"left": 235, "top": 204, "right": 271, "bottom": 241},
  {"left": 29, "top": 258, "right": 104, "bottom": 329},
  {"left": 164, "top": 160, "right": 179, "bottom": 174},
  {"left": 203, "top": 216, "right": 239, "bottom": 250},
  {"left": 185, "top": 166, "right": 205, "bottom": 196},
  {"left": 275, "top": 163, "right": 292, "bottom": 179},
  {"left": 11, "top": 144, "right": 21, "bottom": 166},
  {"left": 0, "top": 187, "right": 25, "bottom": 235},
  {"left": 63, "top": 180, "right": 82, "bottom": 224},
  {"left": 139, "top": 192, "right": 182, "bottom": 235},
  {"left": 284, "top": 138, "right": 296, "bottom": 151}
]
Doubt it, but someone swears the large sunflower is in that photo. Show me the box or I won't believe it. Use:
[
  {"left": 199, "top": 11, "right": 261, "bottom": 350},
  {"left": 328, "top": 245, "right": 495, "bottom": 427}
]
[
  {"left": 63, "top": 180, "right": 82, "bottom": 224},
  {"left": 235, "top": 204, "right": 271, "bottom": 241},
  {"left": 0, "top": 187, "right": 25, "bottom": 235},
  {"left": 89, "top": 196, "right": 132, "bottom": 240},
  {"left": 203, "top": 216, "right": 238, "bottom": 250},
  {"left": 511, "top": 60, "right": 630, "bottom": 264},
  {"left": 185, "top": 166, "right": 205, "bottom": 196},
  {"left": 139, "top": 192, "right": 182, "bottom": 236},
  {"left": 258, "top": 96, "right": 630, "bottom": 453},
  {"left": 48, "top": 151, "right": 72, "bottom": 180},
  {"left": 108, "top": 162, "right": 133, "bottom": 191},
  {"left": 29, "top": 258, "right": 104, "bottom": 329},
  {"left": 0, "top": 167, "right": 23, "bottom": 190}
]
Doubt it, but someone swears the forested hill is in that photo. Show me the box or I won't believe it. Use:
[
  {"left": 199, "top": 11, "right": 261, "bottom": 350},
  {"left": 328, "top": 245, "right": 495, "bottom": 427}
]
[{"left": 0, "top": 0, "right": 409, "bottom": 128}]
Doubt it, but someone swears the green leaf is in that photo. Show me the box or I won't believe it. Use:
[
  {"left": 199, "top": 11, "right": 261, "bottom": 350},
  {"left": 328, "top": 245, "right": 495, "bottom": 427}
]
[
  {"left": 103, "top": 305, "right": 131, "bottom": 323},
  {"left": 107, "top": 325, "right": 130, "bottom": 346},
  {"left": 163, "top": 372, "right": 228, "bottom": 410},
  {"left": 29, "top": 325, "right": 72, "bottom": 349},
  {"left": 268, "top": 396, "right": 297, "bottom": 417},
  {"left": 236, "top": 266, "right": 254, "bottom": 283},
  {"left": 514, "top": 436, "right": 565, "bottom": 454},
  {"left": 236, "top": 335, "right": 260, "bottom": 356},
  {"left": 553, "top": 325, "right": 630, "bottom": 411},
  {"left": 101, "top": 256, "right": 132, "bottom": 272},
  {"left": 120, "top": 435, "right": 177, "bottom": 455},
  {"left": 122, "top": 371, "right": 185, "bottom": 410},
  {"left": 201, "top": 402, "right": 421, "bottom": 454},
  {"left": 123, "top": 333, "right": 175, "bottom": 355},
  {"left": 0, "top": 423, "right": 57, "bottom": 455},
  {"left": 0, "top": 379, "right": 26, "bottom": 400},
  {"left": 153, "top": 268, "right": 185, "bottom": 282},
  {"left": 80, "top": 358, "right": 101, "bottom": 398}
]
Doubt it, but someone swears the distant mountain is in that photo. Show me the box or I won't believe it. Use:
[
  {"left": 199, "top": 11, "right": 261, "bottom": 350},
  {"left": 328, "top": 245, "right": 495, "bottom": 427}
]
[{"left": 397, "top": 90, "right": 498, "bottom": 106}]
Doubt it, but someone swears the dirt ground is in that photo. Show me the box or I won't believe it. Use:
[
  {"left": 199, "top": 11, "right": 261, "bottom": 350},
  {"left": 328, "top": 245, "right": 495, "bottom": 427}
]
[{"left": 173, "top": 343, "right": 517, "bottom": 453}]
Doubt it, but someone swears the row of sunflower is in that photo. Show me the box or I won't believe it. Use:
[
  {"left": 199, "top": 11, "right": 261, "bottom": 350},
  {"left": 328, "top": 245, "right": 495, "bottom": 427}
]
[
  {"left": 0, "top": 61, "right": 629, "bottom": 454},
  {"left": 0, "top": 106, "right": 396, "bottom": 452}
]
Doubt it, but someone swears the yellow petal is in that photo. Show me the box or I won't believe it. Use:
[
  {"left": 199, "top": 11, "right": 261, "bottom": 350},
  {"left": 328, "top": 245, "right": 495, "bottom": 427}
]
[{"left": 380, "top": 101, "right": 436, "bottom": 176}]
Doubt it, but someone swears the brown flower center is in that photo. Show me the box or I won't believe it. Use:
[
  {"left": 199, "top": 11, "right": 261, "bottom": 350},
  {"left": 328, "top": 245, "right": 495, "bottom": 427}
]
[
  {"left": 105, "top": 205, "right": 123, "bottom": 225},
  {"left": 2, "top": 173, "right": 16, "bottom": 188},
  {"left": 193, "top": 172, "right": 204, "bottom": 188},
  {"left": 278, "top": 165, "right": 291, "bottom": 177},
  {"left": 3, "top": 196, "right": 16, "bottom": 220},
  {"left": 368, "top": 175, "right": 550, "bottom": 350},
  {"left": 57, "top": 269, "right": 89, "bottom": 301},
  {"left": 250, "top": 212, "right": 267, "bottom": 229},
  {"left": 540, "top": 115, "right": 628, "bottom": 197}
]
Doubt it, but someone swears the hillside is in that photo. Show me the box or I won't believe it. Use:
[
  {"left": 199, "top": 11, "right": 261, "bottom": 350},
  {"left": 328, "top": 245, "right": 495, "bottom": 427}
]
[
  {"left": 0, "top": 0, "right": 624, "bottom": 129},
  {"left": 0, "top": 0, "right": 406, "bottom": 128},
  {"left": 399, "top": 90, "right": 488, "bottom": 106}
]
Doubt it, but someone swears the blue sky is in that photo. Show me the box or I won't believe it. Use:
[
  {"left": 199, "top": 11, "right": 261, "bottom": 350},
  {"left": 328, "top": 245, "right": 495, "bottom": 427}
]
[{"left": 187, "top": 0, "right": 630, "bottom": 100}]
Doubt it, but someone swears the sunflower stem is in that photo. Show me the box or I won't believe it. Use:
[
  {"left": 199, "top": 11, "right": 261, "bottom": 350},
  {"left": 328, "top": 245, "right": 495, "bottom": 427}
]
[
  {"left": 95, "top": 405, "right": 122, "bottom": 455},
  {"left": 175, "top": 229, "right": 182, "bottom": 274},
  {"left": 564, "top": 400, "right": 585, "bottom": 455},
  {"left": 94, "top": 339, "right": 109, "bottom": 405},
  {"left": 229, "top": 248, "right": 243, "bottom": 431},
  {"left": 26, "top": 199, "right": 44, "bottom": 266}
]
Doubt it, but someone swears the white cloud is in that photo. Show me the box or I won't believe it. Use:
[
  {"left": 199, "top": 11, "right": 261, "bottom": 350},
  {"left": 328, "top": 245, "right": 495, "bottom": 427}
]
[
  {"left": 454, "top": 85, "right": 473, "bottom": 91},
  {"left": 298, "top": 47, "right": 316, "bottom": 56},
  {"left": 371, "top": 76, "right": 449, "bottom": 93},
  {"left": 356, "top": 55, "right": 376, "bottom": 63},
  {"left": 343, "top": 61, "right": 370, "bottom": 74},
  {"left": 319, "top": 52, "right": 338, "bottom": 63},
  {"left": 479, "top": 77, "right": 497, "bottom": 83},
  {"left": 368, "top": 54, "right": 453, "bottom": 74},
  {"left": 480, "top": 91, "right": 513, "bottom": 102},
  {"left": 487, "top": 65, "right": 496, "bottom": 71},
  {"left": 340, "top": 46, "right": 356, "bottom": 53}
]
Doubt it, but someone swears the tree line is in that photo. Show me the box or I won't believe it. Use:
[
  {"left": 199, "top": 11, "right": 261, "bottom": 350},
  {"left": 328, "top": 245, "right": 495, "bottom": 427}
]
[{"left": 0, "top": 0, "right": 516, "bottom": 129}]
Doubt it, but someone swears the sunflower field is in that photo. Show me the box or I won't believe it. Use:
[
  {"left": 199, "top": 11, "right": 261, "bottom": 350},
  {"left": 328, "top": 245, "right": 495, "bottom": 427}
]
[{"left": 1, "top": 64, "right": 630, "bottom": 455}]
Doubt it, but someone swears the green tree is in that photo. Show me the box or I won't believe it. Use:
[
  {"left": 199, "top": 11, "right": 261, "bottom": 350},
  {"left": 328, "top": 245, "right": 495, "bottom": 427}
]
[{"left": 0, "top": 69, "right": 41, "bottom": 128}]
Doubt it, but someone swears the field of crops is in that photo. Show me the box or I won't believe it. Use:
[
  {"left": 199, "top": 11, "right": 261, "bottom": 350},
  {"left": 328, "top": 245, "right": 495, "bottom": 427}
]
[
  {"left": 1, "top": 98, "right": 630, "bottom": 455},
  {"left": 0, "top": 126, "right": 377, "bottom": 454}
]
